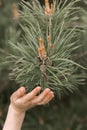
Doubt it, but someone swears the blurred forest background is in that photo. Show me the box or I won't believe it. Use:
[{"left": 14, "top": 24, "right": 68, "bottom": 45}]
[{"left": 0, "top": 0, "right": 87, "bottom": 130}]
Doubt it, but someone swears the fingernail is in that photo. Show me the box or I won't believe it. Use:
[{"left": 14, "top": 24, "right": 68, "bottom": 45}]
[
  {"left": 45, "top": 88, "right": 50, "bottom": 92},
  {"left": 50, "top": 91, "right": 54, "bottom": 94},
  {"left": 37, "top": 86, "right": 41, "bottom": 89},
  {"left": 50, "top": 92, "right": 54, "bottom": 97}
]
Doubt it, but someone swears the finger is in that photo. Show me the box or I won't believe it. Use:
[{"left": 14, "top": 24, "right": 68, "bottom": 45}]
[
  {"left": 21, "top": 86, "right": 41, "bottom": 102},
  {"left": 37, "top": 91, "right": 54, "bottom": 105},
  {"left": 31, "top": 88, "right": 51, "bottom": 104},
  {"left": 11, "top": 87, "right": 26, "bottom": 101}
]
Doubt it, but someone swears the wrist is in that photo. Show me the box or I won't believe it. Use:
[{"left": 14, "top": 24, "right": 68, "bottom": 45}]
[
  {"left": 9, "top": 104, "right": 26, "bottom": 117},
  {"left": 3, "top": 104, "right": 25, "bottom": 130}
]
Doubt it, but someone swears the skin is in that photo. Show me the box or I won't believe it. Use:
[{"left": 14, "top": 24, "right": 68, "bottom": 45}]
[{"left": 3, "top": 86, "right": 54, "bottom": 130}]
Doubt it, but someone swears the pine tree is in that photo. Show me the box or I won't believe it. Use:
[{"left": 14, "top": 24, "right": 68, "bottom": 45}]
[
  {"left": 0, "top": 0, "right": 19, "bottom": 45},
  {"left": 0, "top": 0, "right": 86, "bottom": 97},
  {"left": 0, "top": 0, "right": 19, "bottom": 91}
]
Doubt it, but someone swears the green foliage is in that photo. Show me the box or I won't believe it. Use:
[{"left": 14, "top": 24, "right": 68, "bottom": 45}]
[
  {"left": 0, "top": 0, "right": 18, "bottom": 47},
  {"left": 0, "top": 0, "right": 86, "bottom": 97},
  {"left": 78, "top": 0, "right": 87, "bottom": 67}
]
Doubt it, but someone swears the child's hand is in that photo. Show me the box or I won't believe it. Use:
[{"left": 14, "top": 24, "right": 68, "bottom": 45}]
[
  {"left": 3, "top": 87, "right": 54, "bottom": 130},
  {"left": 10, "top": 86, "right": 54, "bottom": 113}
]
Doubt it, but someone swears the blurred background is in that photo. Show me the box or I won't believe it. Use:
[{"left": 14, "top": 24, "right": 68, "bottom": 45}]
[{"left": 0, "top": 0, "right": 87, "bottom": 130}]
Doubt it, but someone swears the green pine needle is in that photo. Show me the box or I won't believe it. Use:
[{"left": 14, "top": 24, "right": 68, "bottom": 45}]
[{"left": 0, "top": 0, "right": 86, "bottom": 97}]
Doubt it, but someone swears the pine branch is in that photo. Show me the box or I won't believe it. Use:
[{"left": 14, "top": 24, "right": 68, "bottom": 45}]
[{"left": 0, "top": 0, "right": 86, "bottom": 97}]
